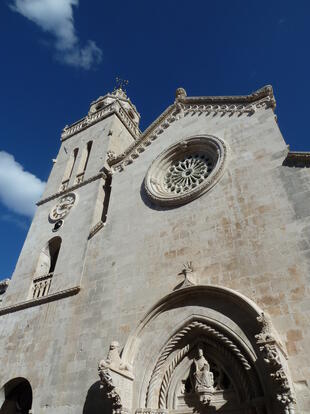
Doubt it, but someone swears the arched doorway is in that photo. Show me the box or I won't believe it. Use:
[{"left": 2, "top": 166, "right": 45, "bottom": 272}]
[
  {"left": 0, "top": 378, "right": 32, "bottom": 414},
  {"left": 121, "top": 285, "right": 296, "bottom": 414},
  {"left": 145, "top": 319, "right": 263, "bottom": 413}
]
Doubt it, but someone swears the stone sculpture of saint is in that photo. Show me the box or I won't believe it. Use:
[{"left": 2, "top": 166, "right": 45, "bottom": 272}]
[{"left": 192, "top": 346, "right": 214, "bottom": 391}]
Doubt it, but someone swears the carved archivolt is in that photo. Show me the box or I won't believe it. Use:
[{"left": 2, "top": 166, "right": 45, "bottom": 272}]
[
  {"left": 120, "top": 286, "right": 296, "bottom": 414},
  {"left": 144, "top": 136, "right": 228, "bottom": 207},
  {"left": 146, "top": 320, "right": 254, "bottom": 410}
]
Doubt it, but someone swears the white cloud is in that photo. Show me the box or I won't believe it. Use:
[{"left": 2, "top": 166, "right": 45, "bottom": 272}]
[
  {"left": 0, "top": 151, "right": 46, "bottom": 217},
  {"left": 10, "top": 0, "right": 102, "bottom": 69}
]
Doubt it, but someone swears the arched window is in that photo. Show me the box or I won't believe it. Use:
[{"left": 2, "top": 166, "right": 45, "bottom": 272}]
[
  {"left": 0, "top": 377, "right": 32, "bottom": 413},
  {"left": 32, "top": 237, "right": 62, "bottom": 299},
  {"left": 60, "top": 147, "right": 78, "bottom": 190},
  {"left": 76, "top": 141, "right": 93, "bottom": 183}
]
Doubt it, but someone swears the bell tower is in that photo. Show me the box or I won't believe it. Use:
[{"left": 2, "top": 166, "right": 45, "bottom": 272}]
[{"left": 2, "top": 86, "right": 140, "bottom": 307}]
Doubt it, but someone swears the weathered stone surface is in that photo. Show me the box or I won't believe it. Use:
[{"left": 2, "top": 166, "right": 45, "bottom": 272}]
[{"left": 0, "top": 86, "right": 309, "bottom": 413}]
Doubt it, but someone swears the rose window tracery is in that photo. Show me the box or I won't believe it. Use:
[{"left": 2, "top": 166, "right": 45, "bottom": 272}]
[
  {"left": 144, "top": 136, "right": 227, "bottom": 207},
  {"left": 164, "top": 155, "right": 214, "bottom": 194}
]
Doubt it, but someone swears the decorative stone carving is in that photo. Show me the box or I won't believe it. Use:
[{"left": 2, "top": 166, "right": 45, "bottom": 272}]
[
  {"left": 37, "top": 172, "right": 106, "bottom": 207},
  {"left": 176, "top": 262, "right": 195, "bottom": 289},
  {"left": 255, "top": 312, "right": 296, "bottom": 412},
  {"left": 49, "top": 193, "right": 76, "bottom": 222},
  {"left": 98, "top": 342, "right": 134, "bottom": 414},
  {"left": 191, "top": 346, "right": 214, "bottom": 405},
  {"left": 98, "top": 364, "right": 123, "bottom": 414},
  {"left": 164, "top": 154, "right": 213, "bottom": 194},
  {"left": 144, "top": 135, "right": 228, "bottom": 207},
  {"left": 99, "top": 341, "right": 132, "bottom": 373},
  {"left": 0, "top": 279, "right": 9, "bottom": 302},
  {"left": 108, "top": 86, "right": 275, "bottom": 172},
  {"left": 255, "top": 312, "right": 275, "bottom": 343},
  {"left": 146, "top": 320, "right": 251, "bottom": 408},
  {"left": 175, "top": 87, "right": 187, "bottom": 100},
  {"left": 107, "top": 150, "right": 117, "bottom": 163},
  {"left": 62, "top": 97, "right": 140, "bottom": 141}
]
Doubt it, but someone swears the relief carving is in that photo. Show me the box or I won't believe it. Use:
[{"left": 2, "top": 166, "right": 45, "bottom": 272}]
[
  {"left": 98, "top": 364, "right": 122, "bottom": 414},
  {"left": 98, "top": 341, "right": 133, "bottom": 414},
  {"left": 191, "top": 346, "right": 214, "bottom": 405},
  {"left": 176, "top": 262, "right": 196, "bottom": 289},
  {"left": 255, "top": 313, "right": 296, "bottom": 412},
  {"left": 99, "top": 341, "right": 132, "bottom": 372}
]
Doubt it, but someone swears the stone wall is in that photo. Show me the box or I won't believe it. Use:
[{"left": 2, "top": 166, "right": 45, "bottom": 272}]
[{"left": 1, "top": 92, "right": 310, "bottom": 413}]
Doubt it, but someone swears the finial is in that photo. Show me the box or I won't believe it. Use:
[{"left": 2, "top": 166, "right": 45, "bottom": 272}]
[
  {"left": 175, "top": 261, "right": 196, "bottom": 290},
  {"left": 114, "top": 77, "right": 129, "bottom": 92},
  {"left": 175, "top": 87, "right": 187, "bottom": 100}
]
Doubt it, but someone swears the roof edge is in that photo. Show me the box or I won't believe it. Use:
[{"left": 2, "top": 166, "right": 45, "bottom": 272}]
[
  {"left": 177, "top": 85, "right": 275, "bottom": 106},
  {"left": 108, "top": 85, "right": 275, "bottom": 170}
]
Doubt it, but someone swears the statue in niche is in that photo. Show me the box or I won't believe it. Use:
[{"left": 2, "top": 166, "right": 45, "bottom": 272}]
[{"left": 191, "top": 345, "right": 214, "bottom": 405}]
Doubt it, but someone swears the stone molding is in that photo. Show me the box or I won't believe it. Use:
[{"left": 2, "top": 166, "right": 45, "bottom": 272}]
[
  {"left": 146, "top": 319, "right": 252, "bottom": 408},
  {"left": 61, "top": 100, "right": 141, "bottom": 141},
  {"left": 109, "top": 85, "right": 275, "bottom": 173},
  {"left": 37, "top": 172, "right": 106, "bottom": 206},
  {"left": 88, "top": 220, "right": 105, "bottom": 239},
  {"left": 283, "top": 151, "right": 310, "bottom": 168},
  {"left": 144, "top": 135, "right": 228, "bottom": 207},
  {"left": 121, "top": 285, "right": 263, "bottom": 367},
  {"left": 0, "top": 286, "right": 80, "bottom": 316},
  {"left": 136, "top": 410, "right": 168, "bottom": 414}
]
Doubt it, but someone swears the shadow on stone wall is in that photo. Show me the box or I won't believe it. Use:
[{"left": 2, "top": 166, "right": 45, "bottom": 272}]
[{"left": 83, "top": 381, "right": 113, "bottom": 414}]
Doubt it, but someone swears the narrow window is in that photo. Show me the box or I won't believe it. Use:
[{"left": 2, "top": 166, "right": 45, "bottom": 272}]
[
  {"left": 48, "top": 237, "right": 61, "bottom": 274},
  {"left": 61, "top": 148, "right": 78, "bottom": 190},
  {"left": 32, "top": 237, "right": 62, "bottom": 299},
  {"left": 76, "top": 141, "right": 93, "bottom": 183}
]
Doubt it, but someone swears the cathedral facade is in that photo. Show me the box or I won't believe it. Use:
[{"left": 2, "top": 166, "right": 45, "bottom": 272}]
[{"left": 0, "top": 85, "right": 309, "bottom": 413}]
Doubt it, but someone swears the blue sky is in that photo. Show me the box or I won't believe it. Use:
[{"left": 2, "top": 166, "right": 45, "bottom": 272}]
[{"left": 0, "top": 0, "right": 310, "bottom": 280}]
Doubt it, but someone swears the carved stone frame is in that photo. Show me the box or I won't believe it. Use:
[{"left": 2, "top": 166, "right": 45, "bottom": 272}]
[{"left": 144, "top": 135, "right": 228, "bottom": 207}]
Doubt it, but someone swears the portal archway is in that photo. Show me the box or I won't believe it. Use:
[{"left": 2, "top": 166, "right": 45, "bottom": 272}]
[{"left": 121, "top": 285, "right": 296, "bottom": 414}]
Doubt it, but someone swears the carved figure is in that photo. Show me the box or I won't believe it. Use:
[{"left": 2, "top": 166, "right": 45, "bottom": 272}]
[
  {"left": 107, "top": 150, "right": 117, "bottom": 162},
  {"left": 99, "top": 341, "right": 131, "bottom": 372},
  {"left": 191, "top": 346, "right": 214, "bottom": 405}
]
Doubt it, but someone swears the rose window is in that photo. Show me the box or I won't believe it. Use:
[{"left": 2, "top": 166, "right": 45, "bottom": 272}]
[
  {"left": 164, "top": 155, "right": 214, "bottom": 194},
  {"left": 144, "top": 135, "right": 227, "bottom": 207}
]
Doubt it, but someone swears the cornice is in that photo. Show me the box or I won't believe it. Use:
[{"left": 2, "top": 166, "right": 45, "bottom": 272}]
[
  {"left": 88, "top": 220, "right": 105, "bottom": 239},
  {"left": 109, "top": 86, "right": 276, "bottom": 172},
  {"left": 0, "top": 286, "right": 80, "bottom": 316},
  {"left": 178, "top": 85, "right": 275, "bottom": 105},
  {"left": 283, "top": 151, "right": 310, "bottom": 168},
  {"left": 61, "top": 100, "right": 141, "bottom": 141},
  {"left": 37, "top": 172, "right": 106, "bottom": 206}
]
